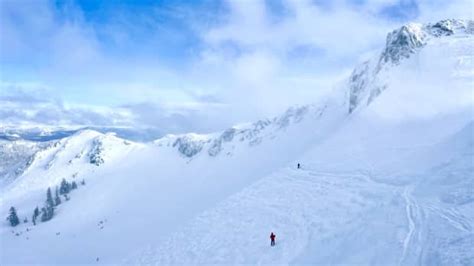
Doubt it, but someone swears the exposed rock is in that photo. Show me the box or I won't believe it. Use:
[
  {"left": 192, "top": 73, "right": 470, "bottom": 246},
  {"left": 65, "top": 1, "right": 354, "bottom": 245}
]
[{"left": 173, "top": 136, "right": 205, "bottom": 158}]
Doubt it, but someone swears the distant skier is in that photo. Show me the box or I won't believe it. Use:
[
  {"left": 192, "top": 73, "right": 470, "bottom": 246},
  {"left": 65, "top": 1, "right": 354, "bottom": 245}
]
[
  {"left": 270, "top": 232, "right": 276, "bottom": 246},
  {"left": 297, "top": 163, "right": 301, "bottom": 169}
]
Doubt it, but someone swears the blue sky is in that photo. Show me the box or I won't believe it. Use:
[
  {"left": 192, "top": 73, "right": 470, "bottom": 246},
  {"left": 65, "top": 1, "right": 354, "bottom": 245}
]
[{"left": 0, "top": 0, "right": 472, "bottom": 134}]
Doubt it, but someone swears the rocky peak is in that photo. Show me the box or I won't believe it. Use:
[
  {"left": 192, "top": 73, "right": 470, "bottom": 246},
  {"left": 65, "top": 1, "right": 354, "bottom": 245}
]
[
  {"left": 348, "top": 19, "right": 473, "bottom": 114},
  {"left": 380, "top": 23, "right": 426, "bottom": 65}
]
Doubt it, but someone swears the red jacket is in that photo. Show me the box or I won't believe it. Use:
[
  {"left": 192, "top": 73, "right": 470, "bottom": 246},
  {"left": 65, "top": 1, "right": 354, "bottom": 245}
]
[{"left": 270, "top": 233, "right": 276, "bottom": 240}]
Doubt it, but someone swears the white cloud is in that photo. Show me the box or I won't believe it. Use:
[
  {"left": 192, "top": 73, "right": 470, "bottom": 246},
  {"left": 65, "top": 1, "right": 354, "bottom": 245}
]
[
  {"left": 416, "top": 0, "right": 474, "bottom": 23},
  {"left": 1, "top": 0, "right": 472, "bottom": 134},
  {"left": 190, "top": 0, "right": 398, "bottom": 117},
  {"left": 0, "top": 82, "right": 128, "bottom": 126},
  {"left": 204, "top": 0, "right": 393, "bottom": 54}
]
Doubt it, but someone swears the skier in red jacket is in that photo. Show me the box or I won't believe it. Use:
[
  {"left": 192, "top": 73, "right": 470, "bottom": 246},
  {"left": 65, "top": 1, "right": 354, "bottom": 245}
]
[{"left": 270, "top": 232, "right": 276, "bottom": 246}]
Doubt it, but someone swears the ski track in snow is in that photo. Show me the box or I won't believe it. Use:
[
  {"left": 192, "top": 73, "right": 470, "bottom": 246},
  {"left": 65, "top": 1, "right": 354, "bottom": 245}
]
[
  {"left": 129, "top": 163, "right": 474, "bottom": 265},
  {"left": 425, "top": 204, "right": 473, "bottom": 233},
  {"left": 402, "top": 187, "right": 415, "bottom": 264},
  {"left": 129, "top": 167, "right": 403, "bottom": 265},
  {"left": 400, "top": 186, "right": 424, "bottom": 266},
  {"left": 399, "top": 185, "right": 474, "bottom": 266}
]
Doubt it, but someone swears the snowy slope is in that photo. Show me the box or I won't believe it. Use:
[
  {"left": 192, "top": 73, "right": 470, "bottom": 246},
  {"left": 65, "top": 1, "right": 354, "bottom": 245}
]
[
  {"left": 133, "top": 117, "right": 473, "bottom": 265},
  {"left": 128, "top": 19, "right": 474, "bottom": 265},
  {"left": 1, "top": 19, "right": 473, "bottom": 265},
  {"left": 0, "top": 94, "right": 346, "bottom": 264}
]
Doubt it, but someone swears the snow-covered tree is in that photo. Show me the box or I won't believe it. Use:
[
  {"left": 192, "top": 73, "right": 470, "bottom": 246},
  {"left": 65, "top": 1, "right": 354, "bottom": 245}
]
[
  {"left": 46, "top": 187, "right": 54, "bottom": 207},
  {"left": 54, "top": 187, "right": 61, "bottom": 206},
  {"left": 40, "top": 207, "right": 48, "bottom": 222},
  {"left": 41, "top": 188, "right": 54, "bottom": 222},
  {"left": 80, "top": 179, "right": 86, "bottom": 186},
  {"left": 32, "top": 207, "right": 39, "bottom": 225},
  {"left": 71, "top": 181, "right": 78, "bottom": 190},
  {"left": 59, "top": 179, "right": 71, "bottom": 195},
  {"left": 6, "top": 207, "right": 20, "bottom": 227}
]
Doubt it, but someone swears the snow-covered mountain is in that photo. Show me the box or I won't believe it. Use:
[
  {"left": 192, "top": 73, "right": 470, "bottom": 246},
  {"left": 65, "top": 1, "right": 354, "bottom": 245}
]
[
  {"left": 1, "top": 19, "right": 473, "bottom": 265},
  {"left": 348, "top": 19, "right": 473, "bottom": 113}
]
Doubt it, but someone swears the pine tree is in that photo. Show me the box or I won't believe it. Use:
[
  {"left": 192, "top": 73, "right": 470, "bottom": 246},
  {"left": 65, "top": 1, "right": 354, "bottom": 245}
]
[
  {"left": 41, "top": 187, "right": 54, "bottom": 222},
  {"left": 40, "top": 207, "right": 48, "bottom": 222},
  {"left": 32, "top": 207, "right": 39, "bottom": 225},
  {"left": 54, "top": 187, "right": 61, "bottom": 206},
  {"left": 59, "top": 179, "right": 71, "bottom": 195},
  {"left": 80, "top": 179, "right": 86, "bottom": 186},
  {"left": 7, "top": 207, "right": 20, "bottom": 227},
  {"left": 71, "top": 181, "right": 78, "bottom": 190},
  {"left": 46, "top": 187, "right": 54, "bottom": 208}
]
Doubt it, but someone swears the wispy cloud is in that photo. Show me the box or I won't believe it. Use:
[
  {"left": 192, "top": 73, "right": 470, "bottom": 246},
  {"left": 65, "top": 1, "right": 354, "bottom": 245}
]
[{"left": 0, "top": 82, "right": 128, "bottom": 126}]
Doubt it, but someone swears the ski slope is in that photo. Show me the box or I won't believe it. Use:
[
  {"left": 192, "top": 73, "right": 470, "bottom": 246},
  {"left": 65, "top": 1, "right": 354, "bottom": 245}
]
[
  {"left": 130, "top": 87, "right": 474, "bottom": 265},
  {"left": 1, "top": 19, "right": 473, "bottom": 265},
  {"left": 133, "top": 167, "right": 404, "bottom": 265},
  {"left": 130, "top": 119, "right": 474, "bottom": 264}
]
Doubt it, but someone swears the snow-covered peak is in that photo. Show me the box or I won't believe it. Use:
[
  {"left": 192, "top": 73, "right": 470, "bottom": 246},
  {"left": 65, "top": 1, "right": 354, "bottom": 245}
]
[
  {"left": 348, "top": 19, "right": 474, "bottom": 114},
  {"left": 380, "top": 19, "right": 472, "bottom": 66},
  {"left": 0, "top": 128, "right": 139, "bottom": 191},
  {"left": 427, "top": 19, "right": 473, "bottom": 36},
  {"left": 380, "top": 23, "right": 426, "bottom": 65}
]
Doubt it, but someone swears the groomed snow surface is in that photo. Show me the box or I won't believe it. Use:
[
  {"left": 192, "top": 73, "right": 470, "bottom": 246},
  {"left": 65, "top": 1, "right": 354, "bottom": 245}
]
[{"left": 1, "top": 20, "right": 473, "bottom": 265}]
